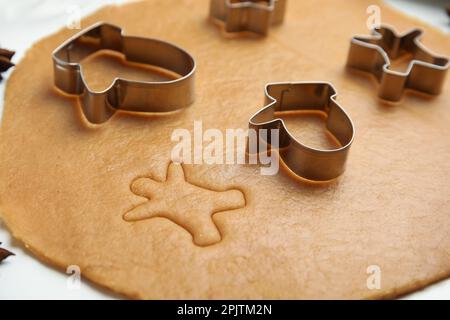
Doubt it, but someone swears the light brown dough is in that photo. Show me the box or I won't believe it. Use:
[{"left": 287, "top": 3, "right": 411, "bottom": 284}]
[{"left": 0, "top": 0, "right": 449, "bottom": 299}]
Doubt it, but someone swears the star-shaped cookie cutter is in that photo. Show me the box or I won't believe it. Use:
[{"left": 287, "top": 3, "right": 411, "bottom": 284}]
[
  {"left": 52, "top": 22, "right": 196, "bottom": 124},
  {"left": 209, "top": 0, "right": 287, "bottom": 36},
  {"left": 249, "top": 82, "right": 354, "bottom": 182},
  {"left": 346, "top": 24, "right": 449, "bottom": 102}
]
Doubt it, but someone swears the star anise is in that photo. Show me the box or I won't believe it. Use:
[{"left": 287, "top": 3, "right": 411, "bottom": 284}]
[
  {"left": 0, "top": 242, "right": 15, "bottom": 262},
  {"left": 0, "top": 48, "right": 15, "bottom": 82}
]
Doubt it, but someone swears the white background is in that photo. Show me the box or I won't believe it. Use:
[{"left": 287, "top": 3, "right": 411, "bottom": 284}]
[{"left": 0, "top": 0, "right": 449, "bottom": 299}]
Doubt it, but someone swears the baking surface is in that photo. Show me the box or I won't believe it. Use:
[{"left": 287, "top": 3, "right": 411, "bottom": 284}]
[{"left": 0, "top": 0, "right": 449, "bottom": 299}]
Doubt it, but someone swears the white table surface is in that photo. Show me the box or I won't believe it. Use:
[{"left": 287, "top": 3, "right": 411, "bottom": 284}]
[{"left": 0, "top": 0, "right": 449, "bottom": 300}]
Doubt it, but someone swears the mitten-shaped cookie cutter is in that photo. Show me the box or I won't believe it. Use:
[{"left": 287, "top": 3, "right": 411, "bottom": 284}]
[
  {"left": 347, "top": 25, "right": 449, "bottom": 102},
  {"left": 249, "top": 82, "right": 354, "bottom": 182},
  {"left": 53, "top": 22, "right": 196, "bottom": 124},
  {"left": 209, "top": 0, "right": 287, "bottom": 35}
]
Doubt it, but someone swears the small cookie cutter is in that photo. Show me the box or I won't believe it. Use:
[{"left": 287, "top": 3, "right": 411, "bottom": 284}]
[
  {"left": 209, "top": 0, "right": 287, "bottom": 35},
  {"left": 346, "top": 24, "right": 449, "bottom": 102},
  {"left": 53, "top": 22, "right": 196, "bottom": 124},
  {"left": 249, "top": 82, "right": 354, "bottom": 182}
]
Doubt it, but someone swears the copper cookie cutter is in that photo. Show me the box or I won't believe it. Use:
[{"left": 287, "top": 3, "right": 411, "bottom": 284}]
[
  {"left": 249, "top": 82, "right": 354, "bottom": 182},
  {"left": 209, "top": 0, "right": 287, "bottom": 36},
  {"left": 346, "top": 24, "right": 449, "bottom": 102},
  {"left": 53, "top": 22, "right": 196, "bottom": 124}
]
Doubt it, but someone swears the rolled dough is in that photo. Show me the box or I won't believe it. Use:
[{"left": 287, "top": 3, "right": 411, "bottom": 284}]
[{"left": 0, "top": 0, "right": 449, "bottom": 299}]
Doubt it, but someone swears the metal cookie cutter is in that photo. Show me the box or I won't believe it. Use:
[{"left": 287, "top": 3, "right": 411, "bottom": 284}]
[
  {"left": 347, "top": 25, "right": 449, "bottom": 102},
  {"left": 53, "top": 22, "right": 196, "bottom": 124},
  {"left": 209, "top": 0, "right": 287, "bottom": 36},
  {"left": 249, "top": 82, "right": 354, "bottom": 182}
]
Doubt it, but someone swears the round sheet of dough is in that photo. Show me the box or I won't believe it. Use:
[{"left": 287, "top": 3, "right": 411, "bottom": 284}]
[{"left": 0, "top": 0, "right": 449, "bottom": 299}]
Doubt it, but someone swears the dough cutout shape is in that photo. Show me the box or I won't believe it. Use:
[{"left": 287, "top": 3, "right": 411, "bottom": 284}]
[{"left": 124, "top": 162, "right": 246, "bottom": 247}]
